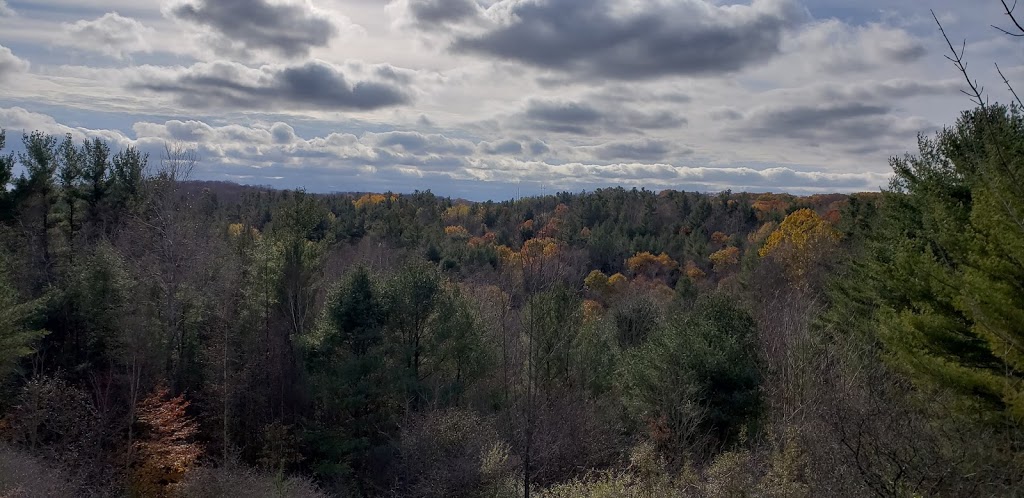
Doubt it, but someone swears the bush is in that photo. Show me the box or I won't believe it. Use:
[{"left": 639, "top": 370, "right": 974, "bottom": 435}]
[
  {"left": 176, "top": 463, "right": 327, "bottom": 498},
  {"left": 0, "top": 444, "right": 77, "bottom": 497}
]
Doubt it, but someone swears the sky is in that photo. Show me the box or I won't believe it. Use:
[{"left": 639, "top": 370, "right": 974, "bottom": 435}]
[{"left": 0, "top": 0, "right": 1020, "bottom": 200}]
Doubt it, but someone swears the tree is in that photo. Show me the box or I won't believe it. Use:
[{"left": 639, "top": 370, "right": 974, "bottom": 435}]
[
  {"left": 758, "top": 208, "right": 840, "bottom": 284},
  {"left": 304, "top": 266, "right": 395, "bottom": 494},
  {"left": 132, "top": 385, "right": 203, "bottom": 497},
  {"left": 80, "top": 137, "right": 111, "bottom": 237},
  {"left": 56, "top": 134, "right": 83, "bottom": 262},
  {"left": 0, "top": 262, "right": 46, "bottom": 383},
  {"left": 15, "top": 131, "right": 59, "bottom": 287},
  {"left": 0, "top": 130, "right": 15, "bottom": 220},
  {"left": 619, "top": 295, "right": 761, "bottom": 457},
  {"left": 851, "top": 105, "right": 1024, "bottom": 426}
]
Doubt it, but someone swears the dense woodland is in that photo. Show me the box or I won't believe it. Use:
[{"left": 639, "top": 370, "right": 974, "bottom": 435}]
[{"left": 0, "top": 100, "right": 1023, "bottom": 496}]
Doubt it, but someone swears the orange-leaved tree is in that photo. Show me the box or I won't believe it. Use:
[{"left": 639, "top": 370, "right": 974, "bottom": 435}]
[{"left": 131, "top": 385, "right": 203, "bottom": 497}]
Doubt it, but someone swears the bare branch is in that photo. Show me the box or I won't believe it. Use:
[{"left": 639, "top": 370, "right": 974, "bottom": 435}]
[
  {"left": 996, "top": 63, "right": 1024, "bottom": 107},
  {"left": 995, "top": 0, "right": 1024, "bottom": 36},
  {"left": 933, "top": 10, "right": 986, "bottom": 107}
]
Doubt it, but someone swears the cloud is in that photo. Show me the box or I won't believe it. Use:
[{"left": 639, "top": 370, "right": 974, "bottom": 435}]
[
  {"left": 731, "top": 100, "right": 934, "bottom": 155},
  {"left": 404, "top": 0, "right": 481, "bottom": 27},
  {"left": 0, "top": 0, "right": 13, "bottom": 16},
  {"left": 167, "top": 0, "right": 339, "bottom": 58},
  {"left": 0, "top": 107, "right": 131, "bottom": 147},
  {"left": 586, "top": 139, "right": 680, "bottom": 162},
  {"left": 0, "top": 45, "right": 28, "bottom": 82},
  {"left": 793, "top": 20, "right": 927, "bottom": 73},
  {"left": 62, "top": 13, "right": 154, "bottom": 60},
  {"left": 451, "top": 0, "right": 808, "bottom": 80},
  {"left": 517, "top": 99, "right": 685, "bottom": 135},
  {"left": 130, "top": 60, "right": 413, "bottom": 111}
]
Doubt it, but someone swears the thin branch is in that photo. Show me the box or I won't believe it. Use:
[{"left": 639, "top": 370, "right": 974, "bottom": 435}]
[
  {"left": 996, "top": 63, "right": 1024, "bottom": 107},
  {"left": 995, "top": 0, "right": 1024, "bottom": 35},
  {"left": 933, "top": 10, "right": 986, "bottom": 107}
]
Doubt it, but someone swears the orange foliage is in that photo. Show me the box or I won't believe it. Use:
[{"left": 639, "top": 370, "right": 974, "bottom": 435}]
[
  {"left": 468, "top": 231, "right": 496, "bottom": 248},
  {"left": 582, "top": 299, "right": 604, "bottom": 323},
  {"left": 132, "top": 385, "right": 202, "bottom": 497},
  {"left": 607, "top": 273, "right": 628, "bottom": 292},
  {"left": 353, "top": 193, "right": 395, "bottom": 209},
  {"left": 579, "top": 227, "right": 592, "bottom": 239},
  {"left": 709, "top": 246, "right": 741, "bottom": 272},
  {"left": 626, "top": 252, "right": 679, "bottom": 278},
  {"left": 711, "top": 231, "right": 731, "bottom": 245},
  {"left": 752, "top": 194, "right": 792, "bottom": 214},
  {"left": 684, "top": 260, "right": 706, "bottom": 281}
]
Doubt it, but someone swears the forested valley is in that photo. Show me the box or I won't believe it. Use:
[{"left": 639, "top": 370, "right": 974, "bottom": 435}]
[{"left": 0, "top": 103, "right": 1022, "bottom": 497}]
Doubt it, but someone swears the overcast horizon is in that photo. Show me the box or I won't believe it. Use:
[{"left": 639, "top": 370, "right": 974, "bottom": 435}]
[{"left": 0, "top": 0, "right": 1020, "bottom": 201}]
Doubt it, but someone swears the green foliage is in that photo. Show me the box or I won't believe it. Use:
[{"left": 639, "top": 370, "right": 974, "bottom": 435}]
[
  {"left": 304, "top": 266, "right": 394, "bottom": 489},
  {"left": 840, "top": 104, "right": 1024, "bottom": 425},
  {"left": 0, "top": 261, "right": 46, "bottom": 383},
  {"left": 618, "top": 295, "right": 761, "bottom": 455}
]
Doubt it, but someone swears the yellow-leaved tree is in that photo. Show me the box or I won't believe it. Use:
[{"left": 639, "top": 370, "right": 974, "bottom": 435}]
[{"left": 758, "top": 208, "right": 840, "bottom": 284}]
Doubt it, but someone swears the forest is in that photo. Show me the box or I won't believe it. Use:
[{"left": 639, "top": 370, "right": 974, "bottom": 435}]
[{"left": 0, "top": 100, "right": 1021, "bottom": 497}]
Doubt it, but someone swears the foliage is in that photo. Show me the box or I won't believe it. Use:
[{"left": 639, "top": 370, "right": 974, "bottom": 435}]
[
  {"left": 619, "top": 295, "right": 761, "bottom": 456},
  {"left": 131, "top": 385, "right": 203, "bottom": 497}
]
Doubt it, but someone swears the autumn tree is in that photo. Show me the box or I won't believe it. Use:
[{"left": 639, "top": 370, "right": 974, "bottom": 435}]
[
  {"left": 132, "top": 385, "right": 203, "bottom": 497},
  {"left": 758, "top": 208, "right": 840, "bottom": 284}
]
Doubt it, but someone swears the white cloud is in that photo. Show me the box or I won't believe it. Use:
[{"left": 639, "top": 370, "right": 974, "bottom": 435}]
[
  {"left": 61, "top": 12, "right": 155, "bottom": 60},
  {"left": 0, "top": 44, "right": 29, "bottom": 81}
]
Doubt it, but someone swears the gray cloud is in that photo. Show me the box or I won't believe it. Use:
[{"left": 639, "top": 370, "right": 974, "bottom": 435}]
[
  {"left": 479, "top": 138, "right": 523, "bottom": 155},
  {"left": 407, "top": 0, "right": 480, "bottom": 27},
  {"left": 62, "top": 13, "right": 153, "bottom": 59},
  {"left": 131, "top": 60, "right": 412, "bottom": 111},
  {"left": 0, "top": 0, "right": 13, "bottom": 16},
  {"left": 589, "top": 139, "right": 678, "bottom": 162},
  {"left": 452, "top": 0, "right": 807, "bottom": 80},
  {"left": 168, "top": 0, "right": 338, "bottom": 58},
  {"left": 0, "top": 45, "right": 28, "bottom": 82},
  {"left": 368, "top": 131, "right": 475, "bottom": 156},
  {"left": 519, "top": 99, "right": 685, "bottom": 135},
  {"left": 732, "top": 100, "right": 934, "bottom": 155}
]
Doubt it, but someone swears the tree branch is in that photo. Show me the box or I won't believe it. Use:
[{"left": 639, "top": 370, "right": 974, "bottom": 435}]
[
  {"left": 995, "top": 63, "right": 1024, "bottom": 107},
  {"left": 993, "top": 0, "right": 1024, "bottom": 36},
  {"left": 933, "top": 10, "right": 986, "bottom": 107}
]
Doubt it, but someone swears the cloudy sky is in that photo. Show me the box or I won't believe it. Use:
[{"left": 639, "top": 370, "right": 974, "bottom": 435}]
[{"left": 0, "top": 0, "right": 1020, "bottom": 200}]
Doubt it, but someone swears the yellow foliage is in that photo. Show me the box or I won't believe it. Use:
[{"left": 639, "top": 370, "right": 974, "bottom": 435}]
[
  {"left": 444, "top": 225, "right": 471, "bottom": 239},
  {"left": 709, "top": 246, "right": 741, "bottom": 272},
  {"left": 759, "top": 209, "right": 840, "bottom": 258},
  {"left": 227, "top": 223, "right": 244, "bottom": 237},
  {"left": 759, "top": 208, "right": 841, "bottom": 282},
  {"left": 443, "top": 204, "right": 472, "bottom": 224},
  {"left": 585, "top": 270, "right": 610, "bottom": 293}
]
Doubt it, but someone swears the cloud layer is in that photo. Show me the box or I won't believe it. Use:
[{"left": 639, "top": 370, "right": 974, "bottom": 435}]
[
  {"left": 450, "top": 0, "right": 808, "bottom": 80},
  {"left": 168, "top": 0, "right": 339, "bottom": 58},
  {"left": 0, "top": 0, "right": 1000, "bottom": 199},
  {"left": 131, "top": 61, "right": 413, "bottom": 111}
]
